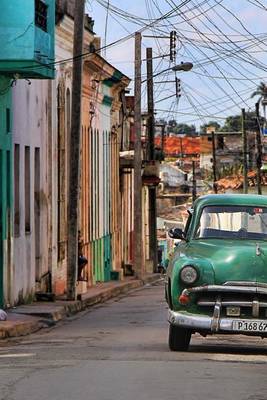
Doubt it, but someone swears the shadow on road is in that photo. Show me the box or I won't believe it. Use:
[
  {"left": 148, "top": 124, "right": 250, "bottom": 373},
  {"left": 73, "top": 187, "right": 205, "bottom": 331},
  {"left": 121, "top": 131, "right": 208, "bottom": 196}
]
[{"left": 189, "top": 335, "right": 267, "bottom": 355}]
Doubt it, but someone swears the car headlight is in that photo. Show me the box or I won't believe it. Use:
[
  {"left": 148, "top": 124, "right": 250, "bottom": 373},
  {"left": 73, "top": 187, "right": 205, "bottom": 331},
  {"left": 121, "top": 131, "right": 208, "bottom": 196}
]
[{"left": 180, "top": 265, "right": 198, "bottom": 285}]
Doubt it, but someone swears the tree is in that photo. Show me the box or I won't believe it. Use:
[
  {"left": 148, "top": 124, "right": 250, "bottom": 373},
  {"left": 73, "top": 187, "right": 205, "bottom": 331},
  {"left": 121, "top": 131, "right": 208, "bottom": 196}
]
[
  {"left": 167, "top": 119, "right": 177, "bottom": 134},
  {"left": 165, "top": 119, "right": 196, "bottom": 135},
  {"left": 175, "top": 123, "right": 196, "bottom": 135},
  {"left": 245, "top": 111, "right": 265, "bottom": 131},
  {"left": 251, "top": 81, "right": 267, "bottom": 119},
  {"left": 220, "top": 115, "right": 241, "bottom": 132},
  {"left": 220, "top": 112, "right": 264, "bottom": 132},
  {"left": 168, "top": 119, "right": 177, "bottom": 127},
  {"left": 200, "top": 121, "right": 221, "bottom": 134}
]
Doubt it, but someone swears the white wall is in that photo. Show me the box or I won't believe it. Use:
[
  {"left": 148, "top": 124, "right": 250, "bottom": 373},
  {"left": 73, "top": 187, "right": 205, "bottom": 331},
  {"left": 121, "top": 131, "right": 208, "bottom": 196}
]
[
  {"left": 160, "top": 163, "right": 186, "bottom": 187},
  {"left": 12, "top": 79, "right": 50, "bottom": 303},
  {"left": 11, "top": 15, "right": 75, "bottom": 303}
]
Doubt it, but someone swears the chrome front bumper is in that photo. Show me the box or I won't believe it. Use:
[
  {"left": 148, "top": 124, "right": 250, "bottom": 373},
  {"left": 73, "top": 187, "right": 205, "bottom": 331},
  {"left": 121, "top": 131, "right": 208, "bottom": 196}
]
[{"left": 168, "top": 309, "right": 267, "bottom": 334}]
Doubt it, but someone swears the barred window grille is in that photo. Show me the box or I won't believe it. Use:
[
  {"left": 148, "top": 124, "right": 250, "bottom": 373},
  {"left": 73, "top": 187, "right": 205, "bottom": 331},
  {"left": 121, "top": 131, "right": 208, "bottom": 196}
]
[{"left": 35, "top": 0, "right": 48, "bottom": 32}]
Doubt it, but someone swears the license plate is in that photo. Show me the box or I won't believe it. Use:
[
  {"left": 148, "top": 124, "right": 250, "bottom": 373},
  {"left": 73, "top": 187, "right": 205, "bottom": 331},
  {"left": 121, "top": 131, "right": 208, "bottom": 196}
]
[{"left": 232, "top": 320, "right": 267, "bottom": 332}]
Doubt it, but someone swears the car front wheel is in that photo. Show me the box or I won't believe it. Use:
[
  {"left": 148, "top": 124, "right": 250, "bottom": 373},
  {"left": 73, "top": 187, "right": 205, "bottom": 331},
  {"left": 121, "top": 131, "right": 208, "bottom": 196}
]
[{"left": 168, "top": 324, "right": 191, "bottom": 351}]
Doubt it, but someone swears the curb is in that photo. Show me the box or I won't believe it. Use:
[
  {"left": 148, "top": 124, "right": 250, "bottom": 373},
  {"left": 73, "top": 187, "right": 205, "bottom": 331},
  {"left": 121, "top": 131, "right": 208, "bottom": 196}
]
[
  {"left": 0, "top": 274, "right": 162, "bottom": 340},
  {"left": 0, "top": 318, "right": 44, "bottom": 339},
  {"left": 45, "top": 275, "right": 163, "bottom": 321}
]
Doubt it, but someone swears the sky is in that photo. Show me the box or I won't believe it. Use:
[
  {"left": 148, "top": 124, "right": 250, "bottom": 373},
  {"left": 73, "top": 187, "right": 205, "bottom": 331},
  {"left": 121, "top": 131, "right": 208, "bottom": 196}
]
[{"left": 85, "top": 0, "right": 267, "bottom": 130}]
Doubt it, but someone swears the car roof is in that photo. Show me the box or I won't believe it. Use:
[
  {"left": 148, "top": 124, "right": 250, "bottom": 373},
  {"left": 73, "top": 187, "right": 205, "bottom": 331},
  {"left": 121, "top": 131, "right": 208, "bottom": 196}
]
[{"left": 194, "top": 194, "right": 267, "bottom": 209}]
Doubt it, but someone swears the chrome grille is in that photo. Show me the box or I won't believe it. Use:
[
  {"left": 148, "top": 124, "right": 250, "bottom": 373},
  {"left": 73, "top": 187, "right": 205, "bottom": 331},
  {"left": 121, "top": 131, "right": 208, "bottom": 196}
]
[{"left": 187, "top": 284, "right": 267, "bottom": 318}]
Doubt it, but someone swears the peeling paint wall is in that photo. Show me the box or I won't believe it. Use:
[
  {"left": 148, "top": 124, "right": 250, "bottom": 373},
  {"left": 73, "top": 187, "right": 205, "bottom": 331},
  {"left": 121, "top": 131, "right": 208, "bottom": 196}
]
[
  {"left": 51, "top": 15, "right": 74, "bottom": 296},
  {"left": 12, "top": 79, "right": 50, "bottom": 304}
]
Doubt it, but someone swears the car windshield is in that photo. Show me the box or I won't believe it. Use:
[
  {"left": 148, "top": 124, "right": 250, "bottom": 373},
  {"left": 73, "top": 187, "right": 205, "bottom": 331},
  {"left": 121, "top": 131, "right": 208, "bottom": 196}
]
[{"left": 194, "top": 205, "right": 267, "bottom": 240}]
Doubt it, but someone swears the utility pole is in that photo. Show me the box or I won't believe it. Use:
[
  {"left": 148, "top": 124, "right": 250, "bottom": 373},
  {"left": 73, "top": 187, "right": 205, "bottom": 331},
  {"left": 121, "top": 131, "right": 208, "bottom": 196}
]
[
  {"left": 67, "top": 0, "right": 85, "bottom": 300},
  {"left": 255, "top": 102, "right": 262, "bottom": 195},
  {"left": 146, "top": 47, "right": 158, "bottom": 273},
  {"left": 241, "top": 108, "right": 248, "bottom": 194},
  {"left": 147, "top": 48, "right": 155, "bottom": 160},
  {"left": 161, "top": 124, "right": 165, "bottom": 154},
  {"left": 134, "top": 32, "right": 143, "bottom": 279},
  {"left": 192, "top": 160, "right": 197, "bottom": 203},
  {"left": 211, "top": 131, "right": 217, "bottom": 193}
]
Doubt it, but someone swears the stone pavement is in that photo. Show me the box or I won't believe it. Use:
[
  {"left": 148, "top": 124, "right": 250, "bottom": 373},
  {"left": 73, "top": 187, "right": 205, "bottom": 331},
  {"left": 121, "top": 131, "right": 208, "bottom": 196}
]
[{"left": 0, "top": 274, "right": 162, "bottom": 340}]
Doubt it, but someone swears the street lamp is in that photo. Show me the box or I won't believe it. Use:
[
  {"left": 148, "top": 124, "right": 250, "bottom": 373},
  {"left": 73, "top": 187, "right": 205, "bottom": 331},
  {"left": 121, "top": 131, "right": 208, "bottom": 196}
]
[
  {"left": 172, "top": 61, "right": 194, "bottom": 72},
  {"left": 142, "top": 61, "right": 194, "bottom": 83},
  {"left": 152, "top": 62, "right": 193, "bottom": 80}
]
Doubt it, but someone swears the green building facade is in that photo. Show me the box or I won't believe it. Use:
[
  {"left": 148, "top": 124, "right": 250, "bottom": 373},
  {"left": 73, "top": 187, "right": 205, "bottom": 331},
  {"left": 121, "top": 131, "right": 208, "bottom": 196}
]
[
  {"left": 0, "top": 1, "right": 55, "bottom": 306},
  {"left": 0, "top": 77, "right": 12, "bottom": 306},
  {"left": 0, "top": 0, "right": 55, "bottom": 79}
]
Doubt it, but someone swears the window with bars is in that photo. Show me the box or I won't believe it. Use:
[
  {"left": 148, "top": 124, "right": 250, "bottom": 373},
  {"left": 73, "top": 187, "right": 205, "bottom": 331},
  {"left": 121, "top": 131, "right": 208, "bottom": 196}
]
[
  {"left": 35, "top": 0, "right": 48, "bottom": 32},
  {"left": 24, "top": 146, "right": 31, "bottom": 233},
  {"left": 6, "top": 108, "right": 10, "bottom": 133},
  {"left": 14, "top": 144, "right": 20, "bottom": 236}
]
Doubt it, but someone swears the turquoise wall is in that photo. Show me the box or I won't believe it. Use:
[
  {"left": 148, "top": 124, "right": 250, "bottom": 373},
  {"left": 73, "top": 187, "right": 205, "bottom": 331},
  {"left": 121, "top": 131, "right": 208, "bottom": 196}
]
[
  {"left": 104, "top": 235, "right": 111, "bottom": 281},
  {"left": 92, "top": 236, "right": 111, "bottom": 282},
  {"left": 0, "top": 76, "right": 12, "bottom": 307},
  {"left": 0, "top": 0, "right": 55, "bottom": 78},
  {"left": 0, "top": 1, "right": 35, "bottom": 60}
]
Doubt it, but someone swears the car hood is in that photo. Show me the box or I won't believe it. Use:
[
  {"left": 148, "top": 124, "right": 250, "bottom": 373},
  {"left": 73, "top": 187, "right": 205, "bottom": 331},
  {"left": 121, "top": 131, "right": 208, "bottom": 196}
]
[{"left": 183, "top": 239, "right": 267, "bottom": 285}]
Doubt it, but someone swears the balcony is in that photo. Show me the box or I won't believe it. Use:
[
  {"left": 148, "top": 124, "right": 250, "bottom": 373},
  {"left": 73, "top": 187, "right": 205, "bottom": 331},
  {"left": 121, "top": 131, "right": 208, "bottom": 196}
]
[{"left": 0, "top": 0, "right": 55, "bottom": 79}]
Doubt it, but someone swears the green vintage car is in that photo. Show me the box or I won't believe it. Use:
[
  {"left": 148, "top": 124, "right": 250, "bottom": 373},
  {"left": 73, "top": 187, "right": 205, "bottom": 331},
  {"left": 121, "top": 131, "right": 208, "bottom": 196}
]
[{"left": 166, "top": 194, "right": 267, "bottom": 351}]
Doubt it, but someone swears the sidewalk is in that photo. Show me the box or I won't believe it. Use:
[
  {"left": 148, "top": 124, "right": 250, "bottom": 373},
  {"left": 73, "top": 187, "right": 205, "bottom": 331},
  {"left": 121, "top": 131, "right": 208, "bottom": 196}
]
[{"left": 0, "top": 274, "right": 162, "bottom": 340}]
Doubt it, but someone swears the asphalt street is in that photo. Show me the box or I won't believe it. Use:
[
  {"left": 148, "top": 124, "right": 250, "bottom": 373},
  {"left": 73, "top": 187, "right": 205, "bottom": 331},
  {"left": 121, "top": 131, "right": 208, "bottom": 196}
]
[{"left": 0, "top": 280, "right": 267, "bottom": 400}]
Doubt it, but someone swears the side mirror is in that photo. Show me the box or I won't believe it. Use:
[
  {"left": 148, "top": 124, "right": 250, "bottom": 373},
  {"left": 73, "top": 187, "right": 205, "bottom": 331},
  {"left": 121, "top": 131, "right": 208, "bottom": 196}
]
[{"left": 168, "top": 228, "right": 186, "bottom": 240}]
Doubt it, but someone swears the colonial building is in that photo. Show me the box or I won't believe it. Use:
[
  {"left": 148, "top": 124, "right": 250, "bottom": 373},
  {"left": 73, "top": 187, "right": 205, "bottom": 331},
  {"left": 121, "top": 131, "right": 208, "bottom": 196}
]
[
  {"left": 51, "top": 1, "right": 97, "bottom": 296},
  {"left": 0, "top": 0, "right": 136, "bottom": 306},
  {"left": 54, "top": 2, "right": 132, "bottom": 296},
  {"left": 80, "top": 53, "right": 130, "bottom": 288},
  {"left": 0, "top": 0, "right": 55, "bottom": 307}
]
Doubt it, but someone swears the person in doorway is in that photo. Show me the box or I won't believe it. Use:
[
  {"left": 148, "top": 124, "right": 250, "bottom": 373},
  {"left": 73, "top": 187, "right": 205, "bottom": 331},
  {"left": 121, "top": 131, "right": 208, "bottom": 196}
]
[{"left": 78, "top": 230, "right": 88, "bottom": 281}]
